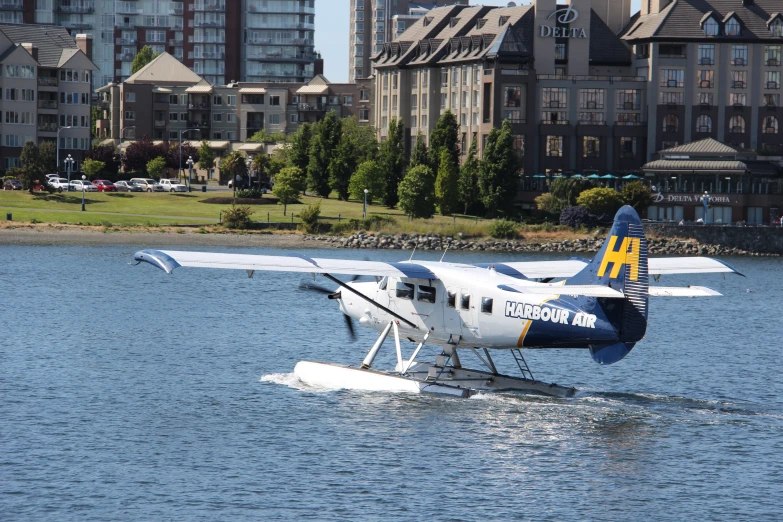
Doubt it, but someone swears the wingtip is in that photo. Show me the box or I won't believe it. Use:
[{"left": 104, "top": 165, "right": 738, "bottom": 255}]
[{"left": 133, "top": 250, "right": 181, "bottom": 275}]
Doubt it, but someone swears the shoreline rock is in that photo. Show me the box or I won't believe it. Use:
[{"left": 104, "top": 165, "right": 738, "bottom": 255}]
[{"left": 303, "top": 232, "right": 779, "bottom": 257}]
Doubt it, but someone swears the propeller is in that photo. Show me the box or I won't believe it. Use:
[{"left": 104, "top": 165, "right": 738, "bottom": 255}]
[{"left": 299, "top": 279, "right": 357, "bottom": 342}]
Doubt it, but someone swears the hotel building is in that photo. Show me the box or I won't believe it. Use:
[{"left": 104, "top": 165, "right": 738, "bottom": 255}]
[{"left": 370, "top": 0, "right": 783, "bottom": 223}]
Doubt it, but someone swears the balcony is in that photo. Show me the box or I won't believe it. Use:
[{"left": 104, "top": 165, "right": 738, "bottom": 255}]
[
  {"left": 187, "top": 120, "right": 209, "bottom": 128},
  {"left": 733, "top": 81, "right": 747, "bottom": 89},
  {"left": 194, "top": 52, "right": 226, "bottom": 59},
  {"left": 116, "top": 37, "right": 137, "bottom": 45},
  {"left": 766, "top": 59, "right": 781, "bottom": 67},
  {"left": 38, "top": 100, "right": 58, "bottom": 109},
  {"left": 664, "top": 125, "right": 678, "bottom": 133},
  {"left": 117, "top": 52, "right": 135, "bottom": 61},
  {"left": 38, "top": 122, "right": 58, "bottom": 132},
  {"left": 732, "top": 57, "right": 746, "bottom": 65},
  {"left": 620, "top": 101, "right": 639, "bottom": 110},
  {"left": 699, "top": 80, "right": 713, "bottom": 88},
  {"left": 38, "top": 76, "right": 58, "bottom": 87},
  {"left": 615, "top": 120, "right": 645, "bottom": 126},
  {"left": 154, "top": 120, "right": 167, "bottom": 128},
  {"left": 697, "top": 126, "right": 711, "bottom": 133},
  {"left": 57, "top": 5, "right": 94, "bottom": 13},
  {"left": 731, "top": 126, "right": 745, "bottom": 133},
  {"left": 246, "top": 122, "right": 264, "bottom": 132},
  {"left": 541, "top": 119, "right": 570, "bottom": 125},
  {"left": 188, "top": 102, "right": 211, "bottom": 110},
  {"left": 699, "top": 57, "right": 714, "bottom": 65},
  {"left": 767, "top": 81, "right": 780, "bottom": 90},
  {"left": 194, "top": 20, "right": 225, "bottom": 28},
  {"left": 194, "top": 3, "right": 226, "bottom": 11},
  {"left": 0, "top": 0, "right": 22, "bottom": 10}
]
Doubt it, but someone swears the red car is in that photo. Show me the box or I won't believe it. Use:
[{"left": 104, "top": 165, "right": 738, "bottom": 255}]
[{"left": 93, "top": 180, "right": 117, "bottom": 192}]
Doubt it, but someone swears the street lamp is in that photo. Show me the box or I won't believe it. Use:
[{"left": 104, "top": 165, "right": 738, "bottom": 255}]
[
  {"left": 57, "top": 126, "right": 73, "bottom": 187},
  {"left": 64, "top": 154, "right": 75, "bottom": 192},
  {"left": 81, "top": 174, "right": 86, "bottom": 211},
  {"left": 179, "top": 128, "right": 201, "bottom": 192},
  {"left": 363, "top": 188, "right": 369, "bottom": 219},
  {"left": 186, "top": 156, "right": 195, "bottom": 186},
  {"left": 246, "top": 159, "right": 253, "bottom": 190}
]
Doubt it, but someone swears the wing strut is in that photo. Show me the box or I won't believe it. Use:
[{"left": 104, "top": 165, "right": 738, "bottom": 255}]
[{"left": 322, "top": 274, "right": 418, "bottom": 329}]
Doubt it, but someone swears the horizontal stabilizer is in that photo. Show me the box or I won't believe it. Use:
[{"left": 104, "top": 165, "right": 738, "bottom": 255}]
[
  {"left": 648, "top": 286, "right": 722, "bottom": 297},
  {"left": 498, "top": 284, "right": 625, "bottom": 298},
  {"left": 649, "top": 257, "right": 744, "bottom": 276}
]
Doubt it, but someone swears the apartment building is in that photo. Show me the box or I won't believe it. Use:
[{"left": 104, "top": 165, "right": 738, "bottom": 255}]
[
  {"left": 0, "top": 23, "right": 96, "bottom": 170},
  {"left": 3, "top": 0, "right": 317, "bottom": 88},
  {"left": 371, "top": 0, "right": 783, "bottom": 223},
  {"left": 349, "top": 0, "right": 468, "bottom": 82},
  {"left": 96, "top": 52, "right": 373, "bottom": 152}
]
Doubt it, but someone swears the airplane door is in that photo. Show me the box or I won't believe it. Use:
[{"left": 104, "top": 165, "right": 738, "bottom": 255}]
[
  {"left": 458, "top": 287, "right": 480, "bottom": 339},
  {"left": 376, "top": 277, "right": 390, "bottom": 323},
  {"left": 443, "top": 287, "right": 462, "bottom": 338}
]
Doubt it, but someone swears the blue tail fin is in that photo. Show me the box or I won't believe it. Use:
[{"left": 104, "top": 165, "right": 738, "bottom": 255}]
[{"left": 567, "top": 206, "right": 649, "bottom": 364}]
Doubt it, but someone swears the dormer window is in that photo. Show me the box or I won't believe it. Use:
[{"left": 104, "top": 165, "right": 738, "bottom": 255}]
[
  {"left": 726, "top": 17, "right": 741, "bottom": 36},
  {"left": 703, "top": 17, "right": 719, "bottom": 36},
  {"left": 477, "top": 18, "right": 487, "bottom": 30},
  {"left": 770, "top": 19, "right": 783, "bottom": 37},
  {"left": 499, "top": 16, "right": 509, "bottom": 27},
  {"left": 450, "top": 18, "right": 460, "bottom": 28}
]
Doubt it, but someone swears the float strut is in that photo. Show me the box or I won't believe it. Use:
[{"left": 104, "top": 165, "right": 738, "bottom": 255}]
[
  {"left": 362, "top": 321, "right": 393, "bottom": 369},
  {"left": 402, "top": 331, "right": 429, "bottom": 374}
]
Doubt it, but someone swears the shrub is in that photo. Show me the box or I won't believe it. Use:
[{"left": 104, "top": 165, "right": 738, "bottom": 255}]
[
  {"left": 559, "top": 206, "right": 612, "bottom": 228},
  {"left": 236, "top": 188, "right": 263, "bottom": 199},
  {"left": 621, "top": 180, "right": 654, "bottom": 211},
  {"left": 576, "top": 187, "right": 623, "bottom": 215},
  {"left": 298, "top": 202, "right": 321, "bottom": 233},
  {"left": 534, "top": 192, "right": 562, "bottom": 214},
  {"left": 223, "top": 205, "right": 254, "bottom": 229},
  {"left": 146, "top": 156, "right": 167, "bottom": 180},
  {"left": 489, "top": 219, "right": 518, "bottom": 239}
]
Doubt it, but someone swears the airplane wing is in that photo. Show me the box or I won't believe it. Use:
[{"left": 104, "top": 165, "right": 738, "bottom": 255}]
[
  {"left": 489, "top": 257, "right": 743, "bottom": 279},
  {"left": 133, "top": 249, "right": 438, "bottom": 279},
  {"left": 648, "top": 286, "right": 722, "bottom": 297}
]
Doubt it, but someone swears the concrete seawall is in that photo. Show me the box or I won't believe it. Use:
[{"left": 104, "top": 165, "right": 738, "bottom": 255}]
[{"left": 645, "top": 225, "right": 783, "bottom": 255}]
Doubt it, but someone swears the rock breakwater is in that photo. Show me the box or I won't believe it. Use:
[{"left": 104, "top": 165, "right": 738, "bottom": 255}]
[{"left": 302, "top": 232, "right": 778, "bottom": 256}]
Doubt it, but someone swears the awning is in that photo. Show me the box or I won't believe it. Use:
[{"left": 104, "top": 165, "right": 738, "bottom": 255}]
[
  {"left": 153, "top": 87, "right": 172, "bottom": 93},
  {"left": 153, "top": 140, "right": 165, "bottom": 146},
  {"left": 100, "top": 138, "right": 118, "bottom": 147},
  {"left": 239, "top": 87, "right": 267, "bottom": 94},
  {"left": 239, "top": 143, "right": 265, "bottom": 152},
  {"left": 296, "top": 85, "right": 329, "bottom": 94},
  {"left": 642, "top": 159, "right": 747, "bottom": 173},
  {"left": 208, "top": 140, "right": 230, "bottom": 149},
  {"left": 185, "top": 85, "right": 213, "bottom": 93}
]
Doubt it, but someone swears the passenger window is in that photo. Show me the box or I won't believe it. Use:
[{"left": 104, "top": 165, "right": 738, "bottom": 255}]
[
  {"left": 460, "top": 293, "right": 470, "bottom": 310},
  {"left": 396, "top": 282, "right": 414, "bottom": 299},
  {"left": 418, "top": 285, "right": 436, "bottom": 303},
  {"left": 447, "top": 291, "right": 456, "bottom": 308},
  {"left": 379, "top": 276, "right": 388, "bottom": 290},
  {"left": 481, "top": 297, "right": 494, "bottom": 314}
]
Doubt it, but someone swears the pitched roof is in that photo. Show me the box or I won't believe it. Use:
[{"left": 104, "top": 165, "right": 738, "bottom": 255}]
[
  {"left": 125, "top": 52, "right": 204, "bottom": 85},
  {"left": 660, "top": 137, "right": 739, "bottom": 155},
  {"left": 0, "top": 23, "right": 97, "bottom": 69},
  {"left": 623, "top": 0, "right": 783, "bottom": 41},
  {"left": 589, "top": 10, "right": 632, "bottom": 64},
  {"left": 643, "top": 159, "right": 747, "bottom": 172}
]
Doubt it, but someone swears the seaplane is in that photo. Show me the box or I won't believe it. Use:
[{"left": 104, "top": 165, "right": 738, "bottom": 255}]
[{"left": 133, "top": 206, "right": 742, "bottom": 398}]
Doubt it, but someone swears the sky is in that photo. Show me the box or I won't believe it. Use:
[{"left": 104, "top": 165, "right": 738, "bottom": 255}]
[{"left": 316, "top": 0, "right": 643, "bottom": 83}]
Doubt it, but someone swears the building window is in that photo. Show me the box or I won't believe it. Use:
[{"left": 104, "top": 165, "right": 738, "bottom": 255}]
[
  {"left": 579, "top": 89, "right": 604, "bottom": 109},
  {"left": 764, "top": 94, "right": 780, "bottom": 107},
  {"left": 169, "top": 112, "right": 178, "bottom": 121},
  {"left": 766, "top": 71, "right": 781, "bottom": 90},
  {"left": 663, "top": 114, "right": 679, "bottom": 133},
  {"left": 343, "top": 95, "right": 353, "bottom": 106},
  {"left": 698, "top": 44, "right": 715, "bottom": 65},
  {"left": 726, "top": 18, "right": 741, "bottom": 36},
  {"left": 213, "top": 95, "right": 222, "bottom": 106},
  {"left": 124, "top": 92, "right": 135, "bottom": 102},
  {"left": 616, "top": 89, "right": 641, "bottom": 110},
  {"left": 732, "top": 45, "right": 748, "bottom": 65},
  {"left": 546, "top": 136, "right": 563, "bottom": 157},
  {"left": 771, "top": 20, "right": 783, "bottom": 37},
  {"left": 440, "top": 93, "right": 447, "bottom": 110},
  {"left": 392, "top": 95, "right": 398, "bottom": 111},
  {"left": 504, "top": 86, "right": 521, "bottom": 107},
  {"left": 513, "top": 135, "right": 525, "bottom": 156},
  {"left": 698, "top": 93, "right": 714, "bottom": 106},
  {"left": 660, "top": 69, "right": 684, "bottom": 88},
  {"left": 763, "top": 116, "right": 779, "bottom": 134},
  {"left": 269, "top": 96, "right": 280, "bottom": 106},
  {"left": 422, "top": 94, "right": 428, "bottom": 110},
  {"left": 124, "top": 111, "right": 135, "bottom": 120},
  {"left": 766, "top": 46, "right": 782, "bottom": 66},
  {"left": 555, "top": 43, "right": 566, "bottom": 60},
  {"left": 732, "top": 70, "right": 748, "bottom": 89},
  {"left": 729, "top": 115, "right": 745, "bottom": 133},
  {"left": 730, "top": 93, "right": 747, "bottom": 106},
  {"left": 542, "top": 88, "right": 567, "bottom": 109},
  {"left": 359, "top": 108, "right": 369, "bottom": 121},
  {"left": 697, "top": 70, "right": 714, "bottom": 88},
  {"left": 421, "top": 115, "right": 428, "bottom": 128},
  {"left": 392, "top": 72, "right": 398, "bottom": 90},
  {"left": 619, "top": 137, "right": 637, "bottom": 158},
  {"left": 382, "top": 95, "right": 388, "bottom": 111},
  {"left": 696, "top": 114, "right": 712, "bottom": 133},
  {"left": 213, "top": 113, "right": 222, "bottom": 122},
  {"left": 703, "top": 17, "right": 719, "bottom": 36},
  {"left": 359, "top": 89, "right": 369, "bottom": 101},
  {"left": 452, "top": 67, "right": 459, "bottom": 86},
  {"left": 579, "top": 112, "right": 605, "bottom": 124},
  {"left": 269, "top": 114, "right": 280, "bottom": 125},
  {"left": 583, "top": 136, "right": 600, "bottom": 158},
  {"left": 659, "top": 92, "right": 684, "bottom": 105},
  {"left": 541, "top": 111, "right": 567, "bottom": 124}
]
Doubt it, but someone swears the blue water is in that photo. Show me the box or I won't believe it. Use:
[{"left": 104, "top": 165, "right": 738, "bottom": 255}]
[{"left": 1, "top": 244, "right": 781, "bottom": 521}]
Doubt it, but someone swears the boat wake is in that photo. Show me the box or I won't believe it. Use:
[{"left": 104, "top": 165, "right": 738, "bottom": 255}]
[{"left": 260, "top": 372, "right": 332, "bottom": 392}]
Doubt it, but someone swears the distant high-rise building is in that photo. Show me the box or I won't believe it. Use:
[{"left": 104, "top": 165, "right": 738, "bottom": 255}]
[
  {"left": 4, "top": 0, "right": 317, "bottom": 87},
  {"left": 349, "top": 0, "right": 468, "bottom": 82}
]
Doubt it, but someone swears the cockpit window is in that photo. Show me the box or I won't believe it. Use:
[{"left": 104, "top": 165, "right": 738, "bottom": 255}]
[
  {"left": 396, "top": 282, "right": 414, "bottom": 299},
  {"left": 417, "top": 285, "right": 436, "bottom": 303},
  {"left": 447, "top": 291, "right": 456, "bottom": 308},
  {"left": 460, "top": 293, "right": 470, "bottom": 310},
  {"left": 379, "top": 276, "right": 388, "bottom": 290}
]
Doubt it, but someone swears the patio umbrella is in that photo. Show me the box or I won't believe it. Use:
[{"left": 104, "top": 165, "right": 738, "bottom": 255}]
[
  {"left": 553, "top": 174, "right": 566, "bottom": 178},
  {"left": 587, "top": 174, "right": 602, "bottom": 179},
  {"left": 622, "top": 174, "right": 641, "bottom": 179},
  {"left": 571, "top": 174, "right": 585, "bottom": 179},
  {"left": 601, "top": 174, "right": 617, "bottom": 179},
  {"left": 533, "top": 174, "right": 547, "bottom": 178}
]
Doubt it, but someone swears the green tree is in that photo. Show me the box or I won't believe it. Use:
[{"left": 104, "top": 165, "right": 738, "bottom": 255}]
[
  {"left": 248, "top": 129, "right": 286, "bottom": 143},
  {"left": 273, "top": 166, "right": 304, "bottom": 216},
  {"left": 435, "top": 148, "right": 459, "bottom": 215},
  {"left": 379, "top": 117, "right": 406, "bottom": 207},
  {"left": 549, "top": 177, "right": 594, "bottom": 210},
  {"left": 307, "top": 111, "right": 342, "bottom": 197},
  {"left": 397, "top": 164, "right": 436, "bottom": 219},
  {"left": 458, "top": 135, "right": 479, "bottom": 214},
  {"left": 91, "top": 105, "right": 102, "bottom": 139},
  {"left": 197, "top": 140, "right": 215, "bottom": 173},
  {"left": 19, "top": 141, "right": 43, "bottom": 193},
  {"left": 81, "top": 158, "right": 105, "bottom": 179},
  {"left": 429, "top": 110, "right": 459, "bottom": 174},
  {"left": 131, "top": 46, "right": 159, "bottom": 74},
  {"left": 38, "top": 141, "right": 57, "bottom": 174},
  {"left": 620, "top": 180, "right": 654, "bottom": 211},
  {"left": 329, "top": 117, "right": 378, "bottom": 200},
  {"left": 409, "top": 132, "right": 429, "bottom": 170},
  {"left": 576, "top": 187, "right": 624, "bottom": 215},
  {"left": 220, "top": 150, "right": 248, "bottom": 184},
  {"left": 146, "top": 156, "right": 167, "bottom": 179},
  {"left": 534, "top": 193, "right": 562, "bottom": 214},
  {"left": 289, "top": 122, "right": 312, "bottom": 172},
  {"left": 252, "top": 154, "right": 270, "bottom": 187},
  {"left": 477, "top": 119, "right": 522, "bottom": 217},
  {"left": 348, "top": 160, "right": 385, "bottom": 203}
]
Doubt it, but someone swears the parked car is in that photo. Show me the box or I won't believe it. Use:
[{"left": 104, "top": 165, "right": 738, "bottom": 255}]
[
  {"left": 115, "top": 180, "right": 143, "bottom": 192},
  {"left": 129, "top": 178, "right": 164, "bottom": 192},
  {"left": 93, "top": 180, "right": 117, "bottom": 192},
  {"left": 70, "top": 180, "right": 98, "bottom": 192},
  {"left": 158, "top": 179, "right": 189, "bottom": 192},
  {"left": 3, "top": 178, "right": 22, "bottom": 190},
  {"left": 227, "top": 178, "right": 248, "bottom": 190},
  {"left": 45, "top": 173, "right": 60, "bottom": 181},
  {"left": 48, "top": 178, "right": 71, "bottom": 192}
]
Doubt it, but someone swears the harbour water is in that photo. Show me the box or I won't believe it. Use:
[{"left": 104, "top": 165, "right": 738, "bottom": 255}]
[{"left": 1, "top": 244, "right": 782, "bottom": 520}]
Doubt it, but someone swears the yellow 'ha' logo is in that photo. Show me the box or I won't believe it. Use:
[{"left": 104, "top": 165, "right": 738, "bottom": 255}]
[{"left": 597, "top": 236, "right": 640, "bottom": 280}]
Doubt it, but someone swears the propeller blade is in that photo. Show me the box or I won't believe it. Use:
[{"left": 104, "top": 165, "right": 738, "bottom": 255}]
[
  {"left": 344, "top": 313, "right": 357, "bottom": 341},
  {"left": 299, "top": 281, "right": 334, "bottom": 295}
]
